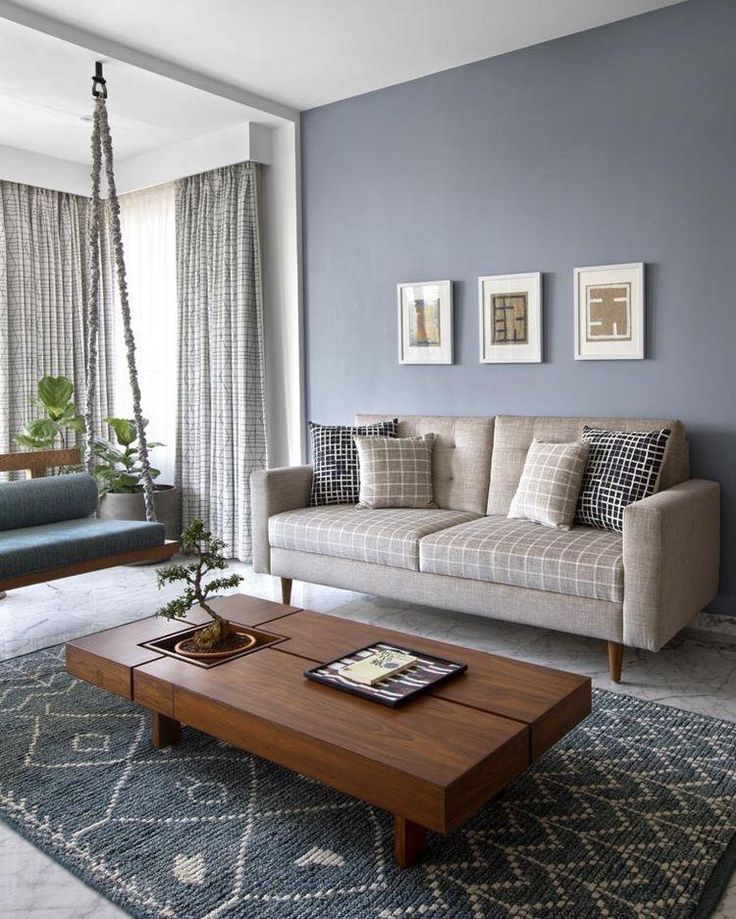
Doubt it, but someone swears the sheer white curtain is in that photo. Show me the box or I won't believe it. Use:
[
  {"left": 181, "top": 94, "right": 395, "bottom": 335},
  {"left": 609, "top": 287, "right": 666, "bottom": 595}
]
[{"left": 114, "top": 183, "right": 177, "bottom": 483}]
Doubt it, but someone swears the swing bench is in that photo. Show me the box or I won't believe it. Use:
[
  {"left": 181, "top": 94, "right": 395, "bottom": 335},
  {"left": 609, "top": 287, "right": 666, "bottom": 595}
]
[
  {"left": 0, "top": 449, "right": 177, "bottom": 597},
  {"left": 0, "top": 65, "right": 179, "bottom": 598}
]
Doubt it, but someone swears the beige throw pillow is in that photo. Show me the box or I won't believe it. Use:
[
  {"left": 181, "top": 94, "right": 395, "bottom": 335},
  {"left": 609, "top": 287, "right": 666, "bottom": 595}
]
[
  {"left": 354, "top": 434, "right": 436, "bottom": 509},
  {"left": 508, "top": 440, "right": 589, "bottom": 530}
]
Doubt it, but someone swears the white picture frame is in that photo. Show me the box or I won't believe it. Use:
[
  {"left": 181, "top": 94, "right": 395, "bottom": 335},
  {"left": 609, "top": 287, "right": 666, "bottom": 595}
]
[
  {"left": 397, "top": 280, "right": 453, "bottom": 364},
  {"left": 574, "top": 262, "right": 645, "bottom": 360},
  {"left": 478, "top": 272, "right": 542, "bottom": 363}
]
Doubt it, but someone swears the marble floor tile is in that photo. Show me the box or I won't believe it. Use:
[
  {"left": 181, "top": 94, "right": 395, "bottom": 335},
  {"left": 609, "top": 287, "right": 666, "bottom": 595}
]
[{"left": 0, "top": 563, "right": 734, "bottom": 917}]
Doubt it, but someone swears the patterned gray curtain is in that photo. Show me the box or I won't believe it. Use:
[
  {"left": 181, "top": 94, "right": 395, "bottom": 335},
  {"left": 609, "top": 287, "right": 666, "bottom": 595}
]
[
  {"left": 175, "top": 162, "right": 267, "bottom": 560},
  {"left": 0, "top": 181, "right": 115, "bottom": 460}
]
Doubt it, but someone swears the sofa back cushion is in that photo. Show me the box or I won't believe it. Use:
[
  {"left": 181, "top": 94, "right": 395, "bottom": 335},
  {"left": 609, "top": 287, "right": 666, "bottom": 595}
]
[
  {"left": 0, "top": 472, "right": 98, "bottom": 531},
  {"left": 355, "top": 415, "right": 495, "bottom": 514},
  {"left": 487, "top": 416, "right": 689, "bottom": 515}
]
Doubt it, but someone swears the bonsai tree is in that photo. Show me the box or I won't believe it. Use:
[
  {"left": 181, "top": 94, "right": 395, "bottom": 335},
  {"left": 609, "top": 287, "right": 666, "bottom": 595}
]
[
  {"left": 157, "top": 519, "right": 243, "bottom": 652},
  {"left": 92, "top": 417, "right": 162, "bottom": 494},
  {"left": 16, "top": 375, "right": 86, "bottom": 453}
]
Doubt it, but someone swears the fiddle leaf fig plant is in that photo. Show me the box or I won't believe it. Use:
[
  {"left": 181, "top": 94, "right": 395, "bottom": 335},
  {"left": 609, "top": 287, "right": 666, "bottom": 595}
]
[
  {"left": 157, "top": 519, "right": 243, "bottom": 652},
  {"left": 92, "top": 416, "right": 162, "bottom": 495},
  {"left": 16, "top": 375, "right": 86, "bottom": 451}
]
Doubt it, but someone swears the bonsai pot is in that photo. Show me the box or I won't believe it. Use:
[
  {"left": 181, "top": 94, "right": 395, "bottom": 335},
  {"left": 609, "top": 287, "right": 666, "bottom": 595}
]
[
  {"left": 98, "top": 484, "right": 180, "bottom": 540},
  {"left": 174, "top": 626, "right": 256, "bottom": 660}
]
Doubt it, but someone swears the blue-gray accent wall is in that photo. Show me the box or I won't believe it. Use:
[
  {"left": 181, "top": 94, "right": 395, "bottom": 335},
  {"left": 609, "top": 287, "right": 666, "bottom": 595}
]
[{"left": 301, "top": 0, "right": 736, "bottom": 614}]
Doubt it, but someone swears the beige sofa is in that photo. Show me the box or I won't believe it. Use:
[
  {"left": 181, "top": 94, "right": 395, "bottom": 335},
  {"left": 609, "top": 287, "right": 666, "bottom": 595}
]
[{"left": 251, "top": 415, "right": 720, "bottom": 681}]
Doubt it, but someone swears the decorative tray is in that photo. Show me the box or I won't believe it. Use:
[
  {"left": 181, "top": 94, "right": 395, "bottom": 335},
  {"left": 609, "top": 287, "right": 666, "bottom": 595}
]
[{"left": 305, "top": 642, "right": 467, "bottom": 708}]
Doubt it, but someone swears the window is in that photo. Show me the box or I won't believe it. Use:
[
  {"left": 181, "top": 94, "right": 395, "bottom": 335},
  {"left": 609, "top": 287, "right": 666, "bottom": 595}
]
[{"left": 114, "top": 183, "right": 177, "bottom": 484}]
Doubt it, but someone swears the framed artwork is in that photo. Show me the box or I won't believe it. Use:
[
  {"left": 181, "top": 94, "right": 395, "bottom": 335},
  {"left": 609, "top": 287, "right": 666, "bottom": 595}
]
[
  {"left": 397, "top": 280, "right": 453, "bottom": 364},
  {"left": 574, "top": 263, "right": 644, "bottom": 360},
  {"left": 478, "top": 272, "right": 542, "bottom": 363}
]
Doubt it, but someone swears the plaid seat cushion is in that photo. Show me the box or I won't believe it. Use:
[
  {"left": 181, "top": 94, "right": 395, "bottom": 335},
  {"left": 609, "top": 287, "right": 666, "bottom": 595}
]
[
  {"left": 420, "top": 515, "right": 623, "bottom": 601},
  {"left": 269, "top": 505, "right": 479, "bottom": 571}
]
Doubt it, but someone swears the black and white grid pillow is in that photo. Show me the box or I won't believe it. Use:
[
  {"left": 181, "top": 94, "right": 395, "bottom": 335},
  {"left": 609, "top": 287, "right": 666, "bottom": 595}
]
[
  {"left": 576, "top": 426, "right": 672, "bottom": 532},
  {"left": 308, "top": 420, "right": 398, "bottom": 507}
]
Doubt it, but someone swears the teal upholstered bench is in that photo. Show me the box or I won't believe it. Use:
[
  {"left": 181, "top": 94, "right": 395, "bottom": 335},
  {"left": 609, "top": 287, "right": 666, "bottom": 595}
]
[{"left": 0, "top": 473, "right": 177, "bottom": 595}]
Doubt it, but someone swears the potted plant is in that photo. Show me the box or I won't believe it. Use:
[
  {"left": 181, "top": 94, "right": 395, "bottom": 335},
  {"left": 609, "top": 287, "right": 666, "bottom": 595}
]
[
  {"left": 93, "top": 417, "right": 180, "bottom": 539},
  {"left": 157, "top": 519, "right": 249, "bottom": 658},
  {"left": 16, "top": 375, "right": 85, "bottom": 469}
]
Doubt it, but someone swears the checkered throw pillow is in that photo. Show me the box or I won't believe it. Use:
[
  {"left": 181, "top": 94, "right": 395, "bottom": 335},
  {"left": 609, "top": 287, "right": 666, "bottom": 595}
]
[
  {"left": 576, "top": 426, "right": 672, "bottom": 532},
  {"left": 508, "top": 440, "right": 590, "bottom": 530},
  {"left": 354, "top": 434, "right": 437, "bottom": 509},
  {"left": 309, "top": 420, "right": 398, "bottom": 507}
]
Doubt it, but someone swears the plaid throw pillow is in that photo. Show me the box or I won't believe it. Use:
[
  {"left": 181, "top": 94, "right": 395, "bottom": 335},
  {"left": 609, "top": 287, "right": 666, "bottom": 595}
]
[
  {"left": 576, "top": 426, "right": 672, "bottom": 532},
  {"left": 508, "top": 440, "right": 590, "bottom": 530},
  {"left": 309, "top": 420, "right": 398, "bottom": 507},
  {"left": 354, "top": 434, "right": 436, "bottom": 509}
]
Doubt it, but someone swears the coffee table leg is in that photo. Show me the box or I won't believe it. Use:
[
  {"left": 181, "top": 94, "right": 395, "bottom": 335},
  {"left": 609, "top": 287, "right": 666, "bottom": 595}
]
[
  {"left": 393, "top": 815, "right": 427, "bottom": 867},
  {"left": 151, "top": 712, "right": 181, "bottom": 749}
]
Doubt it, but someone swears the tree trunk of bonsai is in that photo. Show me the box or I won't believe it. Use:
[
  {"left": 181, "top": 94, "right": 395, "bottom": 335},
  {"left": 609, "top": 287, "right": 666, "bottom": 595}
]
[{"left": 192, "top": 602, "right": 233, "bottom": 652}]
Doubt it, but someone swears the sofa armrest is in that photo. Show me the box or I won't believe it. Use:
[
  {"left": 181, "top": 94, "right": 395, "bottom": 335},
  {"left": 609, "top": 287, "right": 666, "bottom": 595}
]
[
  {"left": 250, "top": 466, "right": 313, "bottom": 573},
  {"left": 623, "top": 479, "right": 719, "bottom": 651}
]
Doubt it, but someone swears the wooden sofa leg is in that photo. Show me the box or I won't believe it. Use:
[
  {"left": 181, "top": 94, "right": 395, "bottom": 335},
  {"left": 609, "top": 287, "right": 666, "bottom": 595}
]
[
  {"left": 607, "top": 641, "right": 623, "bottom": 683},
  {"left": 280, "top": 578, "right": 293, "bottom": 606},
  {"left": 0, "top": 591, "right": 6, "bottom": 600}
]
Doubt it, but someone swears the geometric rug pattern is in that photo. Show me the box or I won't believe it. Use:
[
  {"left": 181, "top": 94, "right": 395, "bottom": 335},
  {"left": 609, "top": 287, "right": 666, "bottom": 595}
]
[{"left": 1, "top": 646, "right": 734, "bottom": 918}]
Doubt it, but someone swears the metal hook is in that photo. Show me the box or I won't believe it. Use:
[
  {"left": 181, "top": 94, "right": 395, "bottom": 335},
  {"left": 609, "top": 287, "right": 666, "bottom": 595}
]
[{"left": 92, "top": 60, "right": 107, "bottom": 99}]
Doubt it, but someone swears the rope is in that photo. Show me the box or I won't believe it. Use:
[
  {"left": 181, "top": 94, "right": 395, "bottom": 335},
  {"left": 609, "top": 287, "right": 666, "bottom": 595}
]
[
  {"left": 84, "top": 95, "right": 157, "bottom": 522},
  {"left": 83, "top": 103, "right": 101, "bottom": 481}
]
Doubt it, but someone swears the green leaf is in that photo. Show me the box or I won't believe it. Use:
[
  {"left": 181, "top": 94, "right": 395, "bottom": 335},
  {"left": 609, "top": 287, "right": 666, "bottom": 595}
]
[
  {"left": 16, "top": 418, "right": 60, "bottom": 449},
  {"left": 38, "top": 376, "right": 74, "bottom": 412},
  {"left": 15, "top": 433, "right": 49, "bottom": 449},
  {"left": 105, "top": 417, "right": 137, "bottom": 447},
  {"left": 92, "top": 442, "right": 128, "bottom": 464},
  {"left": 66, "top": 415, "right": 86, "bottom": 434},
  {"left": 115, "top": 473, "right": 141, "bottom": 491}
]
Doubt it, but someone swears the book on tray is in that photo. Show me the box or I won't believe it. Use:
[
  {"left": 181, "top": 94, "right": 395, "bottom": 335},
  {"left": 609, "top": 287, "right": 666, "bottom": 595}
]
[{"left": 305, "top": 642, "right": 467, "bottom": 707}]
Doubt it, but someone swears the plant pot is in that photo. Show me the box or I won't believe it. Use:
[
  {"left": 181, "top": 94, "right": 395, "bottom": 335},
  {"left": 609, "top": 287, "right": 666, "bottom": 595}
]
[
  {"left": 98, "top": 485, "right": 180, "bottom": 540},
  {"left": 174, "top": 627, "right": 256, "bottom": 660}
]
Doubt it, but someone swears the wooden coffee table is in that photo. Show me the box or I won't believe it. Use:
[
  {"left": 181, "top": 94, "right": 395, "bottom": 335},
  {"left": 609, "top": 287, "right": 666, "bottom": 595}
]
[{"left": 66, "top": 593, "right": 591, "bottom": 867}]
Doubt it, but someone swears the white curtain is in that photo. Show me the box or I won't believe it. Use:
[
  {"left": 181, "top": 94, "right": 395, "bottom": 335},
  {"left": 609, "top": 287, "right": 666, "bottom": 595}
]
[{"left": 114, "top": 183, "right": 177, "bottom": 484}]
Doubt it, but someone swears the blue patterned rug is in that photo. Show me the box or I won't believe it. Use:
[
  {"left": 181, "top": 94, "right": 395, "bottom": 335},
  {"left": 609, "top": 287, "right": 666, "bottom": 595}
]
[{"left": 1, "top": 646, "right": 734, "bottom": 919}]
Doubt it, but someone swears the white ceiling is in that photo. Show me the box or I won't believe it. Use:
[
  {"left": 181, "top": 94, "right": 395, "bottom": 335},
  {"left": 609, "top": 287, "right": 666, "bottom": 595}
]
[
  {"left": 0, "top": 17, "right": 268, "bottom": 164},
  {"left": 4, "top": 0, "right": 687, "bottom": 111}
]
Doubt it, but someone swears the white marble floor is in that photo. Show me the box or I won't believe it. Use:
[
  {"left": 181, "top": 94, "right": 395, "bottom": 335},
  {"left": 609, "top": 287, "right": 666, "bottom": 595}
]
[{"left": 1, "top": 563, "right": 734, "bottom": 918}]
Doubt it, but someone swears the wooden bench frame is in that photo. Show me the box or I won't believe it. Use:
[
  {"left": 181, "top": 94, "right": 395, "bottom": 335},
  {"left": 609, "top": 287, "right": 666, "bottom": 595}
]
[
  {"left": 0, "top": 448, "right": 179, "bottom": 597},
  {"left": 0, "top": 447, "right": 83, "bottom": 478}
]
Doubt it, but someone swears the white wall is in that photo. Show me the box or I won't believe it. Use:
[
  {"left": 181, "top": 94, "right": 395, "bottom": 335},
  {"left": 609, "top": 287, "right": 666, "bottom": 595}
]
[
  {"left": 115, "top": 123, "right": 272, "bottom": 194},
  {"left": 0, "top": 143, "right": 89, "bottom": 195},
  {"left": 260, "top": 121, "right": 304, "bottom": 466}
]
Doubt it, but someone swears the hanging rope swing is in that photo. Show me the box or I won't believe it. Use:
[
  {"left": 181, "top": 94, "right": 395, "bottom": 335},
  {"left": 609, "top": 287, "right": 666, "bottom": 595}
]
[{"left": 83, "top": 62, "right": 157, "bottom": 523}]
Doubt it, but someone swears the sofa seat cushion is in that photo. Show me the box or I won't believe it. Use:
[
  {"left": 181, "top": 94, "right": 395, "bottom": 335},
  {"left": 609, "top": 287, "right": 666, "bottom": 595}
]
[
  {"left": 0, "top": 518, "right": 166, "bottom": 579},
  {"left": 419, "top": 516, "right": 623, "bottom": 602},
  {"left": 269, "top": 505, "right": 479, "bottom": 571}
]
